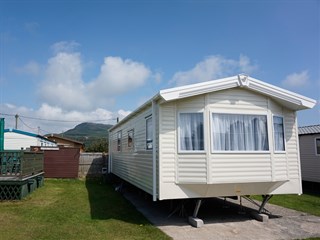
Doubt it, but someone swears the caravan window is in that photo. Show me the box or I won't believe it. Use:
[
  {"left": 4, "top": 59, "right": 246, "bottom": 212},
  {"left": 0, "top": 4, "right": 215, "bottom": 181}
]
[
  {"left": 179, "top": 113, "right": 204, "bottom": 151},
  {"left": 211, "top": 113, "right": 269, "bottom": 151},
  {"left": 128, "top": 129, "right": 134, "bottom": 148},
  {"left": 273, "top": 116, "right": 285, "bottom": 151},
  {"left": 316, "top": 138, "right": 320, "bottom": 155},
  {"left": 146, "top": 117, "right": 153, "bottom": 150},
  {"left": 117, "top": 131, "right": 122, "bottom": 151}
]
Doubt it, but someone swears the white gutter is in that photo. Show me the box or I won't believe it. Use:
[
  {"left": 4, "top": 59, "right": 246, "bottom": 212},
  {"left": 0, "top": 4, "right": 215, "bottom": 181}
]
[{"left": 109, "top": 93, "right": 161, "bottom": 132}]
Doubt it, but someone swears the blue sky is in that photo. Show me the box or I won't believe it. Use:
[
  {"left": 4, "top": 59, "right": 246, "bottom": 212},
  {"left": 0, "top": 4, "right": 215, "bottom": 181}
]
[{"left": 0, "top": 0, "right": 319, "bottom": 134}]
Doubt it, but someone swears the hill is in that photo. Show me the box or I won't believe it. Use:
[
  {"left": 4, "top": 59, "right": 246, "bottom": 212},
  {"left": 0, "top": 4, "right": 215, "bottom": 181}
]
[
  {"left": 63, "top": 122, "right": 113, "bottom": 139},
  {"left": 59, "top": 122, "right": 113, "bottom": 152}
]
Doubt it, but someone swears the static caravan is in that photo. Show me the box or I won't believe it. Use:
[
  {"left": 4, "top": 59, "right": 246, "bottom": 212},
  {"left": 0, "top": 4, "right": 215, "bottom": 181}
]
[
  {"left": 108, "top": 75, "right": 316, "bottom": 217},
  {"left": 298, "top": 125, "right": 320, "bottom": 183},
  {"left": 4, "top": 128, "right": 57, "bottom": 150}
]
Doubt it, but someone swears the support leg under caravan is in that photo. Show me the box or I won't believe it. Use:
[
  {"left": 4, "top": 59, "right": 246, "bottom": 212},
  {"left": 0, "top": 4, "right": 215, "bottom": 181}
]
[
  {"left": 188, "top": 199, "right": 204, "bottom": 228},
  {"left": 258, "top": 195, "right": 273, "bottom": 214}
]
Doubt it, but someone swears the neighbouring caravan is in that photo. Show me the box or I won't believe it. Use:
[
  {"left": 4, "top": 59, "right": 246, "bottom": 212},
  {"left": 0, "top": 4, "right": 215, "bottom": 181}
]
[
  {"left": 299, "top": 125, "right": 320, "bottom": 184},
  {"left": 108, "top": 75, "right": 316, "bottom": 214}
]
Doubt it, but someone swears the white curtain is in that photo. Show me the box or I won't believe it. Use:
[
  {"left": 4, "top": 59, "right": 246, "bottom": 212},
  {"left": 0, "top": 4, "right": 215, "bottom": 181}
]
[
  {"left": 212, "top": 113, "right": 269, "bottom": 151},
  {"left": 179, "top": 113, "right": 204, "bottom": 151},
  {"left": 273, "top": 116, "right": 285, "bottom": 151}
]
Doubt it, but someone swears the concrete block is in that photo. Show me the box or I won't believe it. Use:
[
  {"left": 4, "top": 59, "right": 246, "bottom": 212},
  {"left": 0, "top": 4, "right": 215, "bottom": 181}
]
[
  {"left": 188, "top": 216, "right": 204, "bottom": 228},
  {"left": 251, "top": 211, "right": 269, "bottom": 222}
]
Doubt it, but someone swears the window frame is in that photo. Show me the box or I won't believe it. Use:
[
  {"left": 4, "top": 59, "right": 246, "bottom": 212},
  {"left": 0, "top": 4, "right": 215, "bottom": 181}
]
[
  {"left": 146, "top": 116, "right": 153, "bottom": 150},
  {"left": 210, "top": 112, "right": 270, "bottom": 153},
  {"left": 117, "top": 130, "right": 122, "bottom": 152},
  {"left": 178, "top": 111, "right": 205, "bottom": 153},
  {"left": 315, "top": 138, "right": 320, "bottom": 156},
  {"left": 272, "top": 115, "right": 286, "bottom": 153},
  {"left": 127, "top": 129, "right": 134, "bottom": 148}
]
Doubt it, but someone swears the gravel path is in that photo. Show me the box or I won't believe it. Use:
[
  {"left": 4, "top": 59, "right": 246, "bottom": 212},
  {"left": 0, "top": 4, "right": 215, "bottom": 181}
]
[{"left": 123, "top": 188, "right": 320, "bottom": 240}]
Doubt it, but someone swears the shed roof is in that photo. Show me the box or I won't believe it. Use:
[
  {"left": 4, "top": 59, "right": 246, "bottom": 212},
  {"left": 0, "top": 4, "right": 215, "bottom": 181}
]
[
  {"left": 110, "top": 74, "right": 316, "bottom": 131},
  {"left": 298, "top": 124, "right": 320, "bottom": 135},
  {"left": 46, "top": 134, "right": 84, "bottom": 145}
]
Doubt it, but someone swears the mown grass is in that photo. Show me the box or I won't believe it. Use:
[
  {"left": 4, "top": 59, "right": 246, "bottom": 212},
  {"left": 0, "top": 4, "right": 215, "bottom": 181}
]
[
  {"left": 253, "top": 192, "right": 320, "bottom": 217},
  {"left": 0, "top": 179, "right": 170, "bottom": 240}
]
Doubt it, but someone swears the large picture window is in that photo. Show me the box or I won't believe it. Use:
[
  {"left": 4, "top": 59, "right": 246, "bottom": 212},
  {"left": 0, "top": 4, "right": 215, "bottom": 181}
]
[
  {"left": 146, "top": 117, "right": 153, "bottom": 150},
  {"left": 179, "top": 113, "right": 204, "bottom": 151},
  {"left": 212, "top": 113, "right": 269, "bottom": 151},
  {"left": 273, "top": 116, "right": 285, "bottom": 151}
]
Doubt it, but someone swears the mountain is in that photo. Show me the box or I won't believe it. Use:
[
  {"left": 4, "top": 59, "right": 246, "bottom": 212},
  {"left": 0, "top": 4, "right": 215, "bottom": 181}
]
[
  {"left": 57, "top": 122, "right": 114, "bottom": 152},
  {"left": 62, "top": 122, "right": 113, "bottom": 139}
]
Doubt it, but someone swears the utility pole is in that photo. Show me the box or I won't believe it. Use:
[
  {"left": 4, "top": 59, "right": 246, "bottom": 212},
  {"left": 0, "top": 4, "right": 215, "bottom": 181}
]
[{"left": 15, "top": 114, "right": 19, "bottom": 129}]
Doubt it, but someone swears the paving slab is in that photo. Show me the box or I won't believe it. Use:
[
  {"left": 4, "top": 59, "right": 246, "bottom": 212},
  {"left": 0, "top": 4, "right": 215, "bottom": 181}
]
[{"left": 122, "top": 187, "right": 320, "bottom": 240}]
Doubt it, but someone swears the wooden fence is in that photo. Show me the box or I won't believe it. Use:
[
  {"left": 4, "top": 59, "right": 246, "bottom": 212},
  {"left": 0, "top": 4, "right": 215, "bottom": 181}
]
[
  {"left": 78, "top": 153, "right": 108, "bottom": 178},
  {"left": 44, "top": 148, "right": 80, "bottom": 178}
]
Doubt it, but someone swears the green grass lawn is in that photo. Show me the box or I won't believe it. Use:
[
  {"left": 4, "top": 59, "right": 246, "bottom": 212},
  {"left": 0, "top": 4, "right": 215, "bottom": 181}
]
[
  {"left": 254, "top": 192, "right": 320, "bottom": 217},
  {"left": 0, "top": 179, "right": 171, "bottom": 240}
]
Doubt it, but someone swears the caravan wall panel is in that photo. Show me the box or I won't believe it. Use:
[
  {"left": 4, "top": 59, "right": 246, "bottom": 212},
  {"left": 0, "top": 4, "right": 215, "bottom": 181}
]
[{"left": 110, "top": 107, "right": 154, "bottom": 195}]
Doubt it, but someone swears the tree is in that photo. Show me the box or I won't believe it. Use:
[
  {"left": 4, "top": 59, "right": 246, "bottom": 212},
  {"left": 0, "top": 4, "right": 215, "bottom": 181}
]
[{"left": 85, "top": 138, "right": 108, "bottom": 153}]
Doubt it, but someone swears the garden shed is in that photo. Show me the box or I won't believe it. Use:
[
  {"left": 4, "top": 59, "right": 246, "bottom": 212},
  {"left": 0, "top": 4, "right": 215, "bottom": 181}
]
[{"left": 108, "top": 75, "right": 316, "bottom": 204}]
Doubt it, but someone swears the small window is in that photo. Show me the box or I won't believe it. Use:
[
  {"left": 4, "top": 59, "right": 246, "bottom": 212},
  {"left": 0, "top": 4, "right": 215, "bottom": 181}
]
[
  {"left": 316, "top": 138, "right": 320, "bottom": 155},
  {"left": 128, "top": 129, "right": 134, "bottom": 148},
  {"left": 179, "top": 112, "right": 204, "bottom": 151},
  {"left": 117, "top": 131, "right": 122, "bottom": 151},
  {"left": 146, "top": 117, "right": 153, "bottom": 150},
  {"left": 212, "top": 113, "right": 269, "bottom": 151},
  {"left": 273, "top": 116, "right": 285, "bottom": 151}
]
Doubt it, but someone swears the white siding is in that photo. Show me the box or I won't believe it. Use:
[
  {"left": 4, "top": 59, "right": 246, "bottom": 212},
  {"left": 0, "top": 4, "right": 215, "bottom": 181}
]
[
  {"left": 5, "top": 132, "right": 37, "bottom": 150},
  {"left": 159, "top": 103, "right": 176, "bottom": 184},
  {"left": 273, "top": 154, "right": 288, "bottom": 180},
  {"left": 210, "top": 154, "right": 272, "bottom": 183},
  {"left": 299, "top": 134, "right": 320, "bottom": 183},
  {"left": 4, "top": 132, "right": 56, "bottom": 150},
  {"left": 110, "top": 106, "right": 154, "bottom": 195},
  {"left": 177, "top": 154, "right": 207, "bottom": 183},
  {"left": 284, "top": 110, "right": 300, "bottom": 180},
  {"left": 208, "top": 88, "right": 268, "bottom": 112}
]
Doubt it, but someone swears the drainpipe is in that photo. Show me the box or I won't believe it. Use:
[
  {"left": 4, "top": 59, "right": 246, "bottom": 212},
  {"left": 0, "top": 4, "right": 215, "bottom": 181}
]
[
  {"left": 152, "top": 100, "right": 157, "bottom": 201},
  {"left": 108, "top": 129, "right": 112, "bottom": 174},
  {"left": 0, "top": 118, "right": 4, "bottom": 151}
]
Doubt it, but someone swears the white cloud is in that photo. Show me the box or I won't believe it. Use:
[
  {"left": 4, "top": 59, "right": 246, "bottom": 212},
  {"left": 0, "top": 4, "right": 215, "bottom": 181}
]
[
  {"left": 0, "top": 103, "right": 117, "bottom": 134},
  {"left": 38, "top": 42, "right": 153, "bottom": 112},
  {"left": 170, "top": 54, "right": 257, "bottom": 86},
  {"left": 88, "top": 56, "right": 151, "bottom": 95},
  {"left": 153, "top": 71, "right": 162, "bottom": 84},
  {"left": 282, "top": 70, "right": 309, "bottom": 88},
  {"left": 15, "top": 61, "right": 41, "bottom": 76},
  {"left": 12, "top": 41, "right": 152, "bottom": 133},
  {"left": 50, "top": 41, "right": 80, "bottom": 54},
  {"left": 39, "top": 52, "right": 91, "bottom": 111},
  {"left": 117, "top": 109, "right": 131, "bottom": 120}
]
